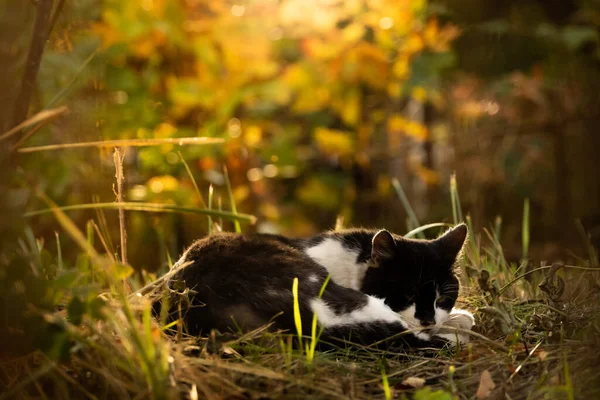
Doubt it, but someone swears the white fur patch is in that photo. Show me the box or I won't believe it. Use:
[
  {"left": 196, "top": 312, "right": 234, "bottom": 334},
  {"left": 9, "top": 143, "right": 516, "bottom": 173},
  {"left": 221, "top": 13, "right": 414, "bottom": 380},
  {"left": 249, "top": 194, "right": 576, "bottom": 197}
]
[
  {"left": 434, "top": 307, "right": 450, "bottom": 326},
  {"left": 304, "top": 238, "right": 369, "bottom": 290},
  {"left": 308, "top": 274, "right": 319, "bottom": 283},
  {"left": 310, "top": 296, "right": 431, "bottom": 340},
  {"left": 433, "top": 308, "right": 475, "bottom": 345},
  {"left": 449, "top": 308, "right": 475, "bottom": 328},
  {"left": 397, "top": 304, "right": 419, "bottom": 329}
]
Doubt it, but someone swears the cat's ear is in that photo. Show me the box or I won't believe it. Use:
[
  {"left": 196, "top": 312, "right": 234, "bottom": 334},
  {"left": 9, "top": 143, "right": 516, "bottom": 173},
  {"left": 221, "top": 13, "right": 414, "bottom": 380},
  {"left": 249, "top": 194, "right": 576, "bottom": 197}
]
[
  {"left": 371, "top": 230, "right": 396, "bottom": 266},
  {"left": 435, "top": 223, "right": 467, "bottom": 261}
]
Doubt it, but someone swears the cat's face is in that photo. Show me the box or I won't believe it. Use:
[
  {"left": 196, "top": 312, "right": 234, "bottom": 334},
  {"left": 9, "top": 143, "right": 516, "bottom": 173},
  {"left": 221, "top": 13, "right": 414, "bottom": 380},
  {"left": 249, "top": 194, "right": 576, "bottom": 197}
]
[{"left": 364, "top": 224, "right": 467, "bottom": 329}]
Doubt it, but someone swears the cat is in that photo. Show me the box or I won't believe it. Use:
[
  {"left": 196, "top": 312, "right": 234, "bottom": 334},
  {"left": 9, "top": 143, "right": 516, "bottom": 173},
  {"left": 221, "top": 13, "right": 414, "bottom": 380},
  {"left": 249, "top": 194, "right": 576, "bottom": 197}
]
[{"left": 155, "top": 224, "right": 474, "bottom": 349}]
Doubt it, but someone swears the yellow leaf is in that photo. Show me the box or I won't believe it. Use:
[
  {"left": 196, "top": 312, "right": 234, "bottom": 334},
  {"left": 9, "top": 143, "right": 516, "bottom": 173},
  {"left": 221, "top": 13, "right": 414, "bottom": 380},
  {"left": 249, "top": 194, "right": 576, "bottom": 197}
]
[
  {"left": 414, "top": 164, "right": 440, "bottom": 185},
  {"left": 233, "top": 185, "right": 250, "bottom": 203},
  {"left": 147, "top": 175, "right": 179, "bottom": 193},
  {"left": 259, "top": 203, "right": 280, "bottom": 220},
  {"left": 283, "top": 64, "right": 312, "bottom": 88},
  {"left": 314, "top": 127, "right": 355, "bottom": 157},
  {"left": 244, "top": 125, "right": 262, "bottom": 147},
  {"left": 411, "top": 86, "right": 427, "bottom": 102},
  {"left": 424, "top": 19, "right": 461, "bottom": 52},
  {"left": 392, "top": 57, "right": 410, "bottom": 79},
  {"left": 424, "top": 18, "right": 439, "bottom": 45},
  {"left": 154, "top": 123, "right": 177, "bottom": 138},
  {"left": 404, "top": 34, "right": 424, "bottom": 54},
  {"left": 341, "top": 88, "right": 361, "bottom": 127},
  {"left": 405, "top": 120, "right": 428, "bottom": 141},
  {"left": 377, "top": 175, "right": 391, "bottom": 195},
  {"left": 387, "top": 114, "right": 407, "bottom": 132},
  {"left": 302, "top": 37, "right": 342, "bottom": 60},
  {"left": 342, "top": 22, "right": 365, "bottom": 43},
  {"left": 293, "top": 90, "right": 329, "bottom": 113},
  {"left": 355, "top": 42, "right": 389, "bottom": 89},
  {"left": 387, "top": 82, "right": 403, "bottom": 98}
]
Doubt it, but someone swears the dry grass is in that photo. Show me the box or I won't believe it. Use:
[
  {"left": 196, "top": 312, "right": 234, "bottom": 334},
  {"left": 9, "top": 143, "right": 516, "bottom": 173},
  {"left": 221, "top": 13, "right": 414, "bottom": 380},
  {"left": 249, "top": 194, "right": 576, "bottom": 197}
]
[
  {"left": 3, "top": 142, "right": 599, "bottom": 399},
  {"left": 2, "top": 218, "right": 599, "bottom": 400}
]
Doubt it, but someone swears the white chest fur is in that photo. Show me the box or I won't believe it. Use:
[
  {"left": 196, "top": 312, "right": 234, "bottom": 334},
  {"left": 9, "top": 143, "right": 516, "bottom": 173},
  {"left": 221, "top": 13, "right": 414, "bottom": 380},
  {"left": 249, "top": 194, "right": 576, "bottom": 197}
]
[{"left": 304, "top": 238, "right": 369, "bottom": 290}]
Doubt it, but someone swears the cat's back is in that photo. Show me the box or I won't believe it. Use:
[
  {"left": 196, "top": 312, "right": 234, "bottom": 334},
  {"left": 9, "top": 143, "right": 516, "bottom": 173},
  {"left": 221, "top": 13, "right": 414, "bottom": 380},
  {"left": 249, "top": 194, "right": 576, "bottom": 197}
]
[
  {"left": 183, "top": 232, "right": 303, "bottom": 260},
  {"left": 173, "top": 232, "right": 319, "bottom": 284}
]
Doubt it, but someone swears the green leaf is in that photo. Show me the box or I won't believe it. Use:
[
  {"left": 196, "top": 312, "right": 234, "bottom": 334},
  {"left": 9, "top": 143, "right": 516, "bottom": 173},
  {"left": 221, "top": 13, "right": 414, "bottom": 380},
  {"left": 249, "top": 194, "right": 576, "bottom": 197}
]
[
  {"left": 414, "top": 387, "right": 454, "bottom": 400},
  {"left": 54, "top": 270, "right": 79, "bottom": 290},
  {"left": 561, "top": 26, "right": 598, "bottom": 51}
]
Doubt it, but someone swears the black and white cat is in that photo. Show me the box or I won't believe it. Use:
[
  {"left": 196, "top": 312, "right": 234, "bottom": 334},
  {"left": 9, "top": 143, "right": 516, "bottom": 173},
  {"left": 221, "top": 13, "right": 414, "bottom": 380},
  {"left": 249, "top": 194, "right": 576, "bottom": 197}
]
[{"left": 156, "top": 224, "right": 474, "bottom": 349}]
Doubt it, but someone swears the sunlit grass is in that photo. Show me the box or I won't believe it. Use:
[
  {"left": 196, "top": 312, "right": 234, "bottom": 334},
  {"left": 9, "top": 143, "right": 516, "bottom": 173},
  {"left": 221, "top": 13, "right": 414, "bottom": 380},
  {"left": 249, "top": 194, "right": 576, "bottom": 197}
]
[
  {"left": 223, "top": 165, "right": 242, "bottom": 233},
  {"left": 17, "top": 137, "right": 224, "bottom": 152},
  {"left": 4, "top": 176, "right": 600, "bottom": 399},
  {"left": 24, "top": 201, "right": 257, "bottom": 224}
]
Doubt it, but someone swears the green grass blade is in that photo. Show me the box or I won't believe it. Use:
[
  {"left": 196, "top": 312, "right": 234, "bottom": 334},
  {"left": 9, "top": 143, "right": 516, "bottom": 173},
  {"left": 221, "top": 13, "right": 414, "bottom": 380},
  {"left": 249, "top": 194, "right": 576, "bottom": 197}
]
[
  {"left": 391, "top": 178, "right": 423, "bottom": 238},
  {"left": 218, "top": 196, "right": 223, "bottom": 230},
  {"left": 223, "top": 166, "right": 242, "bottom": 233},
  {"left": 207, "top": 185, "right": 214, "bottom": 234},
  {"left": 292, "top": 277, "right": 303, "bottom": 348},
  {"left": 494, "top": 216, "right": 502, "bottom": 243},
  {"left": 0, "top": 106, "right": 69, "bottom": 141},
  {"left": 55, "top": 231, "right": 63, "bottom": 273},
  {"left": 380, "top": 365, "right": 392, "bottom": 400},
  {"left": 307, "top": 275, "right": 331, "bottom": 364},
  {"left": 35, "top": 190, "right": 103, "bottom": 266},
  {"left": 45, "top": 49, "right": 97, "bottom": 109},
  {"left": 450, "top": 173, "right": 463, "bottom": 223},
  {"left": 178, "top": 151, "right": 206, "bottom": 208},
  {"left": 24, "top": 202, "right": 256, "bottom": 224},
  {"left": 522, "top": 198, "right": 530, "bottom": 260},
  {"left": 404, "top": 222, "right": 453, "bottom": 238}
]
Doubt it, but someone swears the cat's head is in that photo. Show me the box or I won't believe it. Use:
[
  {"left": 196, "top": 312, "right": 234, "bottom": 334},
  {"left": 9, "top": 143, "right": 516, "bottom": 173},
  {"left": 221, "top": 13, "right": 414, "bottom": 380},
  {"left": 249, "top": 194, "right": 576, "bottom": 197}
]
[{"left": 363, "top": 224, "right": 468, "bottom": 329}]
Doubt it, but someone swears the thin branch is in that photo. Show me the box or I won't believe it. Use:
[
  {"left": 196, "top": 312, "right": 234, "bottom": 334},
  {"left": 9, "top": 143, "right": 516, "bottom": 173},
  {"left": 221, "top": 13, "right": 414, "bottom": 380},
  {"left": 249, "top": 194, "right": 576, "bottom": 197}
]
[{"left": 12, "top": 0, "right": 54, "bottom": 128}]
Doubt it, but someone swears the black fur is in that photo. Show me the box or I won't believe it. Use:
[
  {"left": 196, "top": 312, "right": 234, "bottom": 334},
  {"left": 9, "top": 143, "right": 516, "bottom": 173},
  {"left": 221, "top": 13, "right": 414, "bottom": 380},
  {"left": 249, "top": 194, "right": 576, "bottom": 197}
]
[
  {"left": 154, "top": 225, "right": 468, "bottom": 349},
  {"left": 277, "top": 225, "right": 465, "bottom": 324}
]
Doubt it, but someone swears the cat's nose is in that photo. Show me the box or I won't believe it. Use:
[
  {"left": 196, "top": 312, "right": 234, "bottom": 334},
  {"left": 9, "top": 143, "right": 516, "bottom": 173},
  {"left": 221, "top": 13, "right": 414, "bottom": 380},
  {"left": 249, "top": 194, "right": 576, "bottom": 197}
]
[{"left": 420, "top": 319, "right": 435, "bottom": 327}]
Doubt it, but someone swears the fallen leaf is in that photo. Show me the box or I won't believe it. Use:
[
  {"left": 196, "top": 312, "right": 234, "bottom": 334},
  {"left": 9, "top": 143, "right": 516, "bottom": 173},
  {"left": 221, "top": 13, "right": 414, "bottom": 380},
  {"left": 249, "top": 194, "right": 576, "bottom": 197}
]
[
  {"left": 189, "top": 384, "right": 198, "bottom": 400},
  {"left": 476, "top": 370, "right": 496, "bottom": 399},
  {"left": 402, "top": 376, "right": 426, "bottom": 388},
  {"left": 536, "top": 349, "right": 548, "bottom": 361}
]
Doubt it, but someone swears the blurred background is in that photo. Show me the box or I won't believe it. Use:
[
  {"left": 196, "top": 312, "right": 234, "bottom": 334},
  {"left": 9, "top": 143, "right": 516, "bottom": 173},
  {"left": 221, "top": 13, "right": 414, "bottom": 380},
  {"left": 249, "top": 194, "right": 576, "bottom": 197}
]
[{"left": 2, "top": 0, "right": 600, "bottom": 272}]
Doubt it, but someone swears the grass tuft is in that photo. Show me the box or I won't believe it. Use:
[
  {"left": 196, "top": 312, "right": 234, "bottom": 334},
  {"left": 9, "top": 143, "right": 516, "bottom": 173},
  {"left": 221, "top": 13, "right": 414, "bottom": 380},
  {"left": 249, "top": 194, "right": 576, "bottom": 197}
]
[{"left": 5, "top": 180, "right": 600, "bottom": 399}]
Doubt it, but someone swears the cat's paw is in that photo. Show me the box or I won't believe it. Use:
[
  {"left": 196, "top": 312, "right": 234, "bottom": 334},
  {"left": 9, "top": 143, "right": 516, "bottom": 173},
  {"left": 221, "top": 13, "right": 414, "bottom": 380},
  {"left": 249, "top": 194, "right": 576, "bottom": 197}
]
[{"left": 434, "top": 309, "right": 475, "bottom": 345}]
